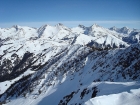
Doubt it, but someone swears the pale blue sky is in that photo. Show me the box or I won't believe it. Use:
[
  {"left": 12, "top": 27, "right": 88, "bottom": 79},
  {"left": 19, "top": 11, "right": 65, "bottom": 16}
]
[{"left": 0, "top": 0, "right": 140, "bottom": 28}]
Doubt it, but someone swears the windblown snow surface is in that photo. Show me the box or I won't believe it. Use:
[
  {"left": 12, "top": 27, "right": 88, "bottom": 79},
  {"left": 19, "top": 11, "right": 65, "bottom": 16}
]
[{"left": 0, "top": 24, "right": 140, "bottom": 105}]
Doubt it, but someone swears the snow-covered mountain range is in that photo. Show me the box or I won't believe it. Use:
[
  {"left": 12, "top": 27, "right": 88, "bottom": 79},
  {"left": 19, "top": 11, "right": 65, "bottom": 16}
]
[
  {"left": 0, "top": 24, "right": 140, "bottom": 105},
  {"left": 109, "top": 26, "right": 140, "bottom": 44}
]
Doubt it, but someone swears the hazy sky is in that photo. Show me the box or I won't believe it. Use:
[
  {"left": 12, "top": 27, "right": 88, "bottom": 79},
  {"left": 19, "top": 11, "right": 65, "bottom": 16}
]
[{"left": 0, "top": 0, "right": 140, "bottom": 28}]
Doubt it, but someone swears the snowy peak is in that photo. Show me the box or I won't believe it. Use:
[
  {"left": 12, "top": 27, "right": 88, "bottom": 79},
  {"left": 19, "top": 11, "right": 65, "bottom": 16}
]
[
  {"left": 37, "top": 24, "right": 49, "bottom": 33},
  {"left": 55, "top": 23, "right": 64, "bottom": 30},
  {"left": 90, "top": 23, "right": 100, "bottom": 28},
  {"left": 77, "top": 23, "right": 102, "bottom": 31},
  {"left": 37, "top": 24, "right": 71, "bottom": 39},
  {"left": 0, "top": 25, "right": 38, "bottom": 39},
  {"left": 12, "top": 25, "right": 19, "bottom": 31},
  {"left": 55, "top": 23, "right": 70, "bottom": 31},
  {"left": 109, "top": 26, "right": 117, "bottom": 31},
  {"left": 78, "top": 24, "right": 86, "bottom": 29},
  {"left": 109, "top": 26, "right": 131, "bottom": 34},
  {"left": 89, "top": 24, "right": 102, "bottom": 32},
  {"left": 37, "top": 24, "right": 58, "bottom": 38},
  {"left": 55, "top": 23, "right": 64, "bottom": 27},
  {"left": 119, "top": 27, "right": 131, "bottom": 34},
  {"left": 37, "top": 24, "right": 48, "bottom": 37}
]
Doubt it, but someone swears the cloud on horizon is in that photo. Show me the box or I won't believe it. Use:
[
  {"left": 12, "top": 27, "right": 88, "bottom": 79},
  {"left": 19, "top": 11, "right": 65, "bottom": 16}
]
[{"left": 0, "top": 21, "right": 140, "bottom": 29}]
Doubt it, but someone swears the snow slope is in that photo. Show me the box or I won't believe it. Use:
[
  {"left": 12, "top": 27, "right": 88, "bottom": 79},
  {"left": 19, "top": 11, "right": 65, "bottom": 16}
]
[
  {"left": 85, "top": 86, "right": 140, "bottom": 105},
  {"left": 4, "top": 82, "right": 140, "bottom": 105}
]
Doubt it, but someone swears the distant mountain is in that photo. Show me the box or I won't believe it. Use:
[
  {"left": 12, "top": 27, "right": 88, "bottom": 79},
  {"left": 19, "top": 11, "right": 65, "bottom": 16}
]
[
  {"left": 109, "top": 26, "right": 140, "bottom": 44},
  {"left": 72, "top": 24, "right": 128, "bottom": 47},
  {"left": 0, "top": 24, "right": 140, "bottom": 105}
]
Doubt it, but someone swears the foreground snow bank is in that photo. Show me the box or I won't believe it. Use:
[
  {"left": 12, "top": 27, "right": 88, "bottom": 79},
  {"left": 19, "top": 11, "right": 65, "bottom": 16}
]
[
  {"left": 4, "top": 81, "right": 140, "bottom": 105},
  {"left": 85, "top": 88, "right": 140, "bottom": 105}
]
